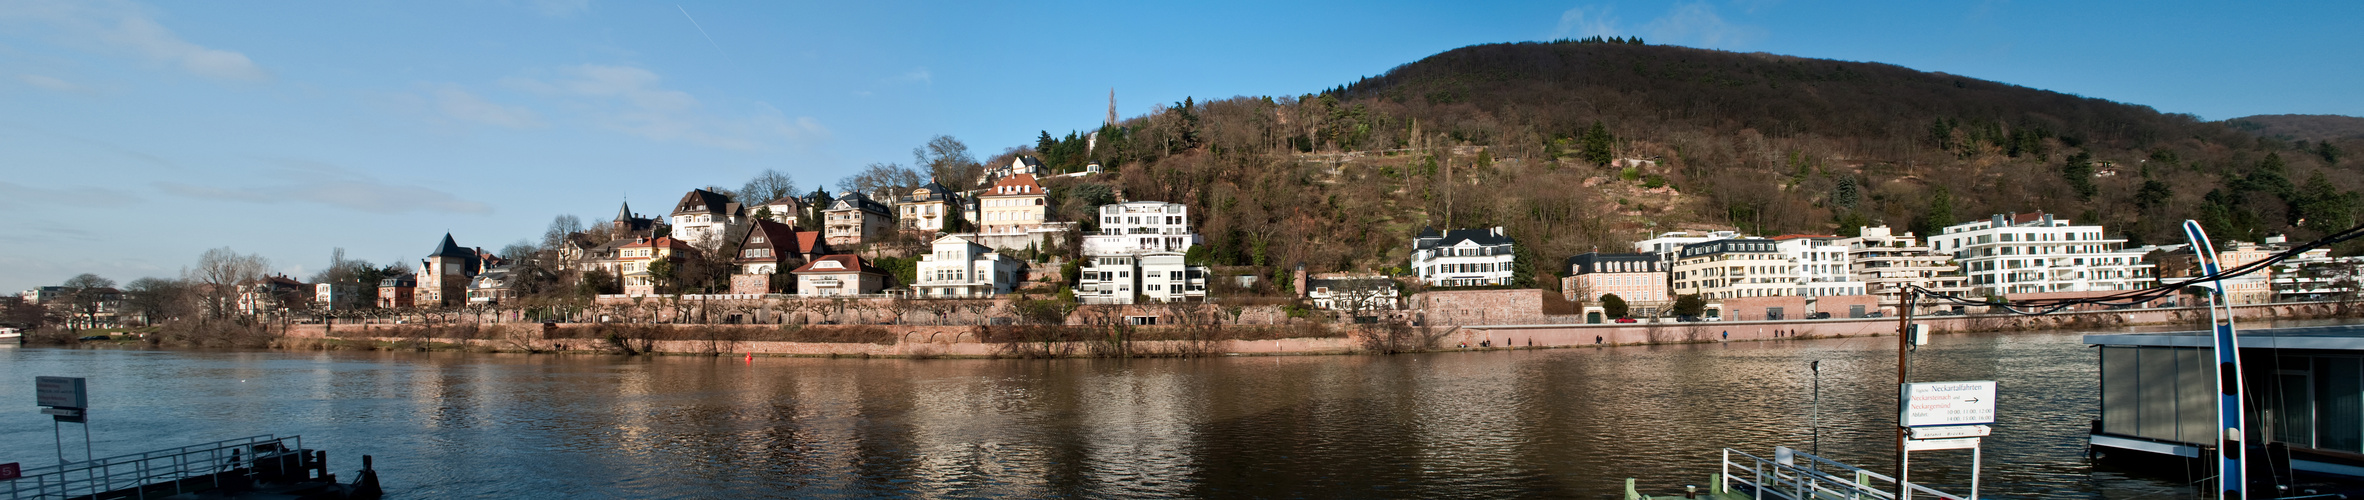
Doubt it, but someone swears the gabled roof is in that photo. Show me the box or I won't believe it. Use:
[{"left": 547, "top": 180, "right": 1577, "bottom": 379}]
[
  {"left": 827, "top": 191, "right": 890, "bottom": 214},
  {"left": 430, "top": 233, "right": 475, "bottom": 258},
  {"left": 982, "top": 173, "right": 1042, "bottom": 196},
  {"left": 1016, "top": 155, "right": 1042, "bottom": 168},
  {"left": 1415, "top": 227, "right": 1511, "bottom": 249},
  {"left": 672, "top": 189, "right": 736, "bottom": 216},
  {"left": 737, "top": 221, "right": 807, "bottom": 262},
  {"left": 760, "top": 195, "right": 804, "bottom": 208},
  {"left": 792, "top": 231, "right": 826, "bottom": 254},
  {"left": 904, "top": 180, "right": 955, "bottom": 203},
  {"left": 790, "top": 254, "right": 886, "bottom": 275}
]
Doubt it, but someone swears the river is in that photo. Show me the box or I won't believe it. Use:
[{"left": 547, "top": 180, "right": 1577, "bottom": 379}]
[{"left": 0, "top": 329, "right": 2222, "bottom": 498}]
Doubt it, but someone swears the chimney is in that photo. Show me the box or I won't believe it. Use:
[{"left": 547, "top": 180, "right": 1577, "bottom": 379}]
[
  {"left": 2041, "top": 213, "right": 2054, "bottom": 226},
  {"left": 1293, "top": 264, "right": 1309, "bottom": 299},
  {"left": 1991, "top": 214, "right": 2007, "bottom": 227}
]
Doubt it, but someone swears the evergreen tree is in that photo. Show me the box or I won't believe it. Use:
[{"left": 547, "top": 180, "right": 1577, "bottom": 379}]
[
  {"left": 1600, "top": 293, "right": 1629, "bottom": 319},
  {"left": 2060, "top": 152, "right": 2097, "bottom": 200},
  {"left": 1913, "top": 186, "right": 1956, "bottom": 236},
  {"left": 1578, "top": 121, "right": 1614, "bottom": 166}
]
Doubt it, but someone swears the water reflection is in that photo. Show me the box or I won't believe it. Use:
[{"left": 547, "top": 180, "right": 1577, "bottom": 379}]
[{"left": 0, "top": 328, "right": 2260, "bottom": 498}]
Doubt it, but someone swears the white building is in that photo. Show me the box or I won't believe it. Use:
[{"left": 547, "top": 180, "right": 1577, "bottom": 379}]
[
  {"left": 913, "top": 235, "right": 1023, "bottom": 298},
  {"left": 1928, "top": 212, "right": 2155, "bottom": 297},
  {"left": 1305, "top": 276, "right": 1402, "bottom": 311},
  {"left": 1082, "top": 201, "right": 1202, "bottom": 256},
  {"left": 1077, "top": 201, "right": 1209, "bottom": 304},
  {"left": 1834, "top": 226, "right": 1970, "bottom": 310},
  {"left": 668, "top": 189, "right": 745, "bottom": 250},
  {"left": 1635, "top": 230, "right": 1740, "bottom": 262},
  {"left": 1670, "top": 238, "right": 1794, "bottom": 300},
  {"left": 1078, "top": 253, "right": 1206, "bottom": 304},
  {"left": 896, "top": 180, "right": 960, "bottom": 232},
  {"left": 1772, "top": 235, "right": 1868, "bottom": 297},
  {"left": 1411, "top": 227, "right": 1516, "bottom": 287}
]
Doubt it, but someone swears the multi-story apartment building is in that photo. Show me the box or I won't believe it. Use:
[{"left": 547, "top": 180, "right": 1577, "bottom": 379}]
[
  {"left": 2271, "top": 243, "right": 2358, "bottom": 301},
  {"left": 1411, "top": 227, "right": 1517, "bottom": 287},
  {"left": 913, "top": 235, "right": 1023, "bottom": 298},
  {"left": 1670, "top": 238, "right": 1793, "bottom": 300},
  {"left": 823, "top": 191, "right": 893, "bottom": 247},
  {"left": 1082, "top": 201, "right": 1201, "bottom": 255},
  {"left": 1771, "top": 235, "right": 1868, "bottom": 297},
  {"left": 1561, "top": 252, "right": 1668, "bottom": 309},
  {"left": 618, "top": 236, "right": 694, "bottom": 296},
  {"left": 668, "top": 189, "right": 745, "bottom": 250},
  {"left": 1635, "top": 230, "right": 1740, "bottom": 262},
  {"left": 976, "top": 173, "right": 1049, "bottom": 235},
  {"left": 1078, "top": 201, "right": 1208, "bottom": 304},
  {"left": 897, "top": 180, "right": 960, "bottom": 232},
  {"left": 1835, "top": 226, "right": 1969, "bottom": 309},
  {"left": 1928, "top": 212, "right": 2155, "bottom": 296}
]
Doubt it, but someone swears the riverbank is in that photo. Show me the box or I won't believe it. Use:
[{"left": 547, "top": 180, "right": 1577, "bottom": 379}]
[{"left": 28, "top": 300, "right": 2361, "bottom": 358}]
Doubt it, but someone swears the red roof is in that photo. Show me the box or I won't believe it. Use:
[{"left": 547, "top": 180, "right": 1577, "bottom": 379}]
[
  {"left": 982, "top": 173, "right": 1042, "bottom": 196},
  {"left": 792, "top": 231, "right": 825, "bottom": 253},
  {"left": 790, "top": 254, "right": 885, "bottom": 275},
  {"left": 2010, "top": 211, "right": 2048, "bottom": 225}
]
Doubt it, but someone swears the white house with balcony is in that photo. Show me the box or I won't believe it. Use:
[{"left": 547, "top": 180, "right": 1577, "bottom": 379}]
[
  {"left": 1078, "top": 201, "right": 1208, "bottom": 304},
  {"left": 1411, "top": 227, "right": 1516, "bottom": 287},
  {"left": 1772, "top": 235, "right": 1868, "bottom": 297},
  {"left": 913, "top": 235, "right": 1022, "bottom": 298},
  {"left": 1928, "top": 212, "right": 2155, "bottom": 297},
  {"left": 1082, "top": 201, "right": 1202, "bottom": 255},
  {"left": 668, "top": 188, "right": 745, "bottom": 250}
]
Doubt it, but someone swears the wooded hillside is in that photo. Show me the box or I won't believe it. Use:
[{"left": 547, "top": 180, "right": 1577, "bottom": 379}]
[{"left": 1018, "top": 40, "right": 2364, "bottom": 284}]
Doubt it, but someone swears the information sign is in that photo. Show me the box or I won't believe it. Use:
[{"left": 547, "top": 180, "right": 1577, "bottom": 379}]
[
  {"left": 1900, "top": 380, "right": 1995, "bottom": 427},
  {"left": 1909, "top": 425, "right": 1992, "bottom": 439},
  {"left": 0, "top": 462, "right": 18, "bottom": 481},
  {"left": 35, "top": 376, "right": 86, "bottom": 409},
  {"left": 1904, "top": 437, "right": 1981, "bottom": 451}
]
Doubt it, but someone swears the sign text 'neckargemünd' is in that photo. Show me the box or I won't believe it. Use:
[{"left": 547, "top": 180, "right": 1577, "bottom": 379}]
[{"left": 1901, "top": 380, "right": 1995, "bottom": 427}]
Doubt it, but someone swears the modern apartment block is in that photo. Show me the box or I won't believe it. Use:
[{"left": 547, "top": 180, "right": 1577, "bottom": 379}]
[
  {"left": 1834, "top": 226, "right": 1969, "bottom": 309},
  {"left": 1077, "top": 201, "right": 1208, "bottom": 304},
  {"left": 1928, "top": 212, "right": 2155, "bottom": 297},
  {"left": 1771, "top": 235, "right": 1868, "bottom": 298}
]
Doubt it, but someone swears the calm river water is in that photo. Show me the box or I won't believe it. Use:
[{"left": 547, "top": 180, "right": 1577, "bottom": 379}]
[{"left": 0, "top": 328, "right": 2239, "bottom": 498}]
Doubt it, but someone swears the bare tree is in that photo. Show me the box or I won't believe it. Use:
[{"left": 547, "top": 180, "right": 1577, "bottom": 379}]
[
  {"left": 914, "top": 135, "right": 982, "bottom": 186},
  {"left": 543, "top": 215, "right": 585, "bottom": 249},
  {"left": 838, "top": 163, "right": 926, "bottom": 199},
  {"left": 61, "top": 273, "right": 116, "bottom": 331},
  {"left": 188, "top": 247, "right": 270, "bottom": 320},
  {"left": 740, "top": 169, "right": 799, "bottom": 204}
]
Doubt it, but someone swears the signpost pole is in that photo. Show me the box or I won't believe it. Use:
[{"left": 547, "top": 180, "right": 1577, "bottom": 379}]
[
  {"left": 1894, "top": 291, "right": 1917, "bottom": 499},
  {"left": 53, "top": 420, "right": 65, "bottom": 464},
  {"left": 1971, "top": 443, "right": 1982, "bottom": 500}
]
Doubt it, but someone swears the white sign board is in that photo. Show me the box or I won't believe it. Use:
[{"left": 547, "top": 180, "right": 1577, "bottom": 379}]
[
  {"left": 1901, "top": 380, "right": 1995, "bottom": 427},
  {"left": 1905, "top": 437, "right": 1981, "bottom": 451},
  {"left": 35, "top": 376, "right": 87, "bottom": 409},
  {"left": 1910, "top": 424, "right": 1992, "bottom": 439}
]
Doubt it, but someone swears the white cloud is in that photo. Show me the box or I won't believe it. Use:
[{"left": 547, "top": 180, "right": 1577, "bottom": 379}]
[
  {"left": 429, "top": 84, "right": 544, "bottom": 129},
  {"left": 0, "top": 0, "right": 270, "bottom": 82},
  {"left": 503, "top": 64, "right": 825, "bottom": 150},
  {"left": 1547, "top": 2, "right": 1763, "bottom": 49},
  {"left": 1643, "top": 2, "right": 1763, "bottom": 49},
  {"left": 18, "top": 74, "right": 83, "bottom": 92},
  {"left": 155, "top": 160, "right": 492, "bottom": 215},
  {"left": 1552, "top": 6, "right": 1622, "bottom": 39}
]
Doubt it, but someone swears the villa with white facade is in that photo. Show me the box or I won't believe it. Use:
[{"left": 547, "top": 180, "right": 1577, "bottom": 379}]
[
  {"left": 1412, "top": 227, "right": 1516, "bottom": 287},
  {"left": 913, "top": 235, "right": 1023, "bottom": 298}
]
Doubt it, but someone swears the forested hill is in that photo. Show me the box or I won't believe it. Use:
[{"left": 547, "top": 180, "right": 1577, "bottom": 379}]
[{"left": 1018, "top": 39, "right": 2363, "bottom": 281}]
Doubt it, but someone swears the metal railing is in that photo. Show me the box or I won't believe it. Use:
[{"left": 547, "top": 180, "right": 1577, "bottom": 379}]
[
  {"left": 2, "top": 435, "right": 302, "bottom": 500},
  {"left": 1720, "top": 448, "right": 1964, "bottom": 500}
]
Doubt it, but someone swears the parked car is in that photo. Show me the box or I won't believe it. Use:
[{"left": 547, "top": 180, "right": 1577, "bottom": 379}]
[
  {"left": 1613, "top": 317, "right": 1637, "bottom": 323},
  {"left": 1807, "top": 312, "right": 1832, "bottom": 320},
  {"left": 1676, "top": 315, "right": 1702, "bottom": 322}
]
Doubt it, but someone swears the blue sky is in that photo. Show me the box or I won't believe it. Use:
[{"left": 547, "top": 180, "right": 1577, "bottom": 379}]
[{"left": 3, "top": 0, "right": 2359, "bottom": 291}]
